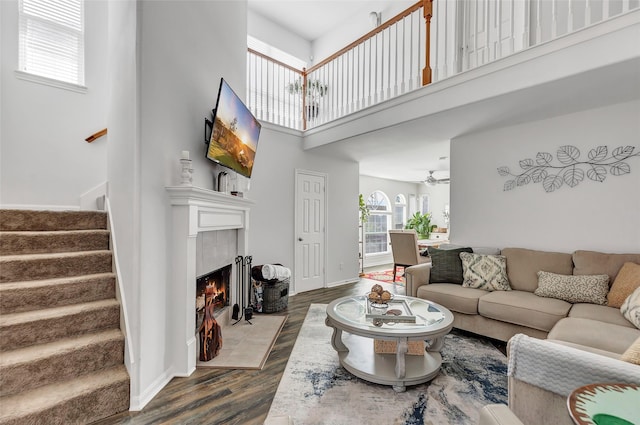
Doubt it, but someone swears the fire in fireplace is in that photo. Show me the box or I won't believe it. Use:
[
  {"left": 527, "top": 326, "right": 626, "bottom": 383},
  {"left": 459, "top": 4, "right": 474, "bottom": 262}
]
[{"left": 195, "top": 264, "right": 231, "bottom": 331}]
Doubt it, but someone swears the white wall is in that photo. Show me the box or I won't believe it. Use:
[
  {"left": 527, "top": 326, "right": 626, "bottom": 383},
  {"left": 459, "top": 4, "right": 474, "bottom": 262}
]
[
  {"left": 249, "top": 125, "right": 360, "bottom": 289},
  {"left": 451, "top": 100, "right": 640, "bottom": 253},
  {"left": 0, "top": 0, "right": 108, "bottom": 209},
  {"left": 248, "top": 10, "right": 311, "bottom": 65},
  {"left": 418, "top": 182, "right": 450, "bottom": 228},
  {"left": 106, "top": 0, "right": 140, "bottom": 407},
  {"left": 133, "top": 0, "right": 249, "bottom": 408},
  {"left": 311, "top": 0, "right": 415, "bottom": 64}
]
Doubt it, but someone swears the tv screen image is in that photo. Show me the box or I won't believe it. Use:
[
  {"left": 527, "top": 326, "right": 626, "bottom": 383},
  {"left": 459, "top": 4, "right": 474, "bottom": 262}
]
[{"left": 206, "top": 78, "right": 261, "bottom": 178}]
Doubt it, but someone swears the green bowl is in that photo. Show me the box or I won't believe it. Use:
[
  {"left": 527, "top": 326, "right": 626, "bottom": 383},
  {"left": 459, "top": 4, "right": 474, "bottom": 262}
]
[{"left": 592, "top": 413, "right": 634, "bottom": 425}]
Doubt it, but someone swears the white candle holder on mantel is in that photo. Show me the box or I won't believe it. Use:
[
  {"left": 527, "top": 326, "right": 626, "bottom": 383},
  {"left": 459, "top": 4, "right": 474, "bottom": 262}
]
[{"left": 180, "top": 151, "right": 193, "bottom": 186}]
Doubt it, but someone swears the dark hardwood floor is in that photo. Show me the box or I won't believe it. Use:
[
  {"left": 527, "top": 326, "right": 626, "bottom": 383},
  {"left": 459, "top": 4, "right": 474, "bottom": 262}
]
[{"left": 95, "top": 277, "right": 406, "bottom": 425}]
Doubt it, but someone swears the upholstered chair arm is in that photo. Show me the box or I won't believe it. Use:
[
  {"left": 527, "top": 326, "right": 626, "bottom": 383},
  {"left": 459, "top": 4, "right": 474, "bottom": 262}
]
[
  {"left": 507, "top": 334, "right": 640, "bottom": 425},
  {"left": 478, "top": 405, "right": 524, "bottom": 425},
  {"left": 404, "top": 263, "right": 432, "bottom": 298}
]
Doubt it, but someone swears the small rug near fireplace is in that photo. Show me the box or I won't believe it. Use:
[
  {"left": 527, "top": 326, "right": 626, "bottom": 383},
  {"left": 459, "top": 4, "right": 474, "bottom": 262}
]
[
  {"left": 266, "top": 304, "right": 507, "bottom": 424},
  {"left": 197, "top": 314, "right": 287, "bottom": 370},
  {"left": 362, "top": 268, "right": 405, "bottom": 284}
]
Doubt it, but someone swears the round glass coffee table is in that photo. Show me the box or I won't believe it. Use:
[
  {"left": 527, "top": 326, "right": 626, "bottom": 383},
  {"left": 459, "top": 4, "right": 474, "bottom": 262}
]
[{"left": 325, "top": 294, "right": 454, "bottom": 392}]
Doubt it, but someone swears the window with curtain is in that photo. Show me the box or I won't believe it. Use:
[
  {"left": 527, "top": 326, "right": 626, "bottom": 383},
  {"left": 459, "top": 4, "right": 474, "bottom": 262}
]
[
  {"left": 365, "top": 191, "right": 392, "bottom": 255},
  {"left": 19, "top": 0, "right": 85, "bottom": 86},
  {"left": 393, "top": 194, "right": 407, "bottom": 230}
]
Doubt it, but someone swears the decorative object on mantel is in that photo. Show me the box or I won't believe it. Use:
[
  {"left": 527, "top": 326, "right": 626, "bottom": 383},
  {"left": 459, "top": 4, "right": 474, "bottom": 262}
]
[
  {"left": 180, "top": 150, "right": 193, "bottom": 186},
  {"left": 498, "top": 145, "right": 640, "bottom": 192}
]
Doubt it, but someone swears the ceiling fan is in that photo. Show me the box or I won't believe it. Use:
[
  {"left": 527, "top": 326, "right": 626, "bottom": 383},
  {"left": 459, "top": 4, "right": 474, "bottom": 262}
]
[{"left": 425, "top": 170, "right": 450, "bottom": 185}]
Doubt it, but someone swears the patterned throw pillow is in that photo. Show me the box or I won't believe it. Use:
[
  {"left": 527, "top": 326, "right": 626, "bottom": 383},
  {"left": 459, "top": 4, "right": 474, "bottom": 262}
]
[
  {"left": 427, "top": 247, "right": 473, "bottom": 284},
  {"left": 534, "top": 271, "right": 609, "bottom": 304},
  {"left": 459, "top": 252, "right": 511, "bottom": 291},
  {"left": 620, "top": 287, "right": 640, "bottom": 329},
  {"left": 607, "top": 262, "right": 640, "bottom": 308}
]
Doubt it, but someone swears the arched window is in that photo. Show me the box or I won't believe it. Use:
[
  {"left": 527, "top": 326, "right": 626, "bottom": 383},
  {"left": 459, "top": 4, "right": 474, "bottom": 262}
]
[
  {"left": 365, "top": 191, "right": 392, "bottom": 255},
  {"left": 394, "top": 194, "right": 407, "bottom": 230}
]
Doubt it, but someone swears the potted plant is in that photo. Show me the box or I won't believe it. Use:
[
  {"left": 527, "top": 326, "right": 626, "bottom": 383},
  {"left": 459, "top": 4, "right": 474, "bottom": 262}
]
[
  {"left": 287, "top": 78, "right": 328, "bottom": 119},
  {"left": 405, "top": 212, "right": 437, "bottom": 239},
  {"left": 359, "top": 193, "right": 370, "bottom": 223}
]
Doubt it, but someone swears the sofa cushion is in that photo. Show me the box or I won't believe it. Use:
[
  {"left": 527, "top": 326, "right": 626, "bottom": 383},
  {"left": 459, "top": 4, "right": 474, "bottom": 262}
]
[
  {"left": 416, "top": 283, "right": 487, "bottom": 315},
  {"left": 621, "top": 337, "right": 640, "bottom": 365},
  {"left": 460, "top": 252, "right": 511, "bottom": 291},
  {"left": 620, "top": 287, "right": 640, "bottom": 329},
  {"left": 607, "top": 262, "right": 640, "bottom": 308},
  {"left": 501, "top": 248, "right": 573, "bottom": 292},
  {"left": 572, "top": 250, "right": 640, "bottom": 283},
  {"left": 478, "top": 290, "right": 571, "bottom": 332},
  {"left": 427, "top": 247, "right": 473, "bottom": 284},
  {"left": 548, "top": 340, "right": 621, "bottom": 359},
  {"left": 568, "top": 303, "right": 636, "bottom": 328},
  {"left": 534, "top": 271, "right": 609, "bottom": 305},
  {"left": 548, "top": 317, "right": 640, "bottom": 355}
]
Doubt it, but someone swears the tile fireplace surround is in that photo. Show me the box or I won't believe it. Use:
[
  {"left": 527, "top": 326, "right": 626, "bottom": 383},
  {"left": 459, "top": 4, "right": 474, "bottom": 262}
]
[{"left": 166, "top": 186, "right": 253, "bottom": 377}]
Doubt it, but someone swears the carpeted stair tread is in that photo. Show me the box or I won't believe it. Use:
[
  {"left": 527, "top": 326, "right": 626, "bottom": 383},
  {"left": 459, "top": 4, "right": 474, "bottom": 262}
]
[
  {"left": 0, "top": 229, "right": 110, "bottom": 255},
  {"left": 0, "top": 250, "right": 112, "bottom": 283},
  {"left": 0, "top": 329, "right": 124, "bottom": 397},
  {"left": 0, "top": 209, "right": 107, "bottom": 231},
  {"left": 0, "top": 273, "right": 116, "bottom": 314},
  {"left": 0, "top": 365, "right": 129, "bottom": 425},
  {"left": 0, "top": 299, "right": 120, "bottom": 351}
]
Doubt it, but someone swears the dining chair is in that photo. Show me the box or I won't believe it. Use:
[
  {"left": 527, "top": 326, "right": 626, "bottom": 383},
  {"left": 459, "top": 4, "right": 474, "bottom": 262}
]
[{"left": 388, "top": 229, "right": 431, "bottom": 282}]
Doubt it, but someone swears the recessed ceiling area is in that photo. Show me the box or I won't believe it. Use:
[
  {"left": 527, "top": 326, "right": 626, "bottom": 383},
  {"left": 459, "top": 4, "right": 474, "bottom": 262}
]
[{"left": 247, "top": 0, "right": 389, "bottom": 42}]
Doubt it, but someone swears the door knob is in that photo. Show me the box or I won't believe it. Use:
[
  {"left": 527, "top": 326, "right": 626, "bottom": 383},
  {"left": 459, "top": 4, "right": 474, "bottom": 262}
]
[{"left": 298, "top": 237, "right": 303, "bottom": 241}]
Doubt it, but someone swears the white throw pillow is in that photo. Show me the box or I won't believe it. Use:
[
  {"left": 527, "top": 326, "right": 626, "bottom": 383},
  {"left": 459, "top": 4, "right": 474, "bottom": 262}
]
[
  {"left": 460, "top": 252, "right": 511, "bottom": 291},
  {"left": 620, "top": 287, "right": 640, "bottom": 329},
  {"left": 535, "top": 271, "right": 609, "bottom": 305}
]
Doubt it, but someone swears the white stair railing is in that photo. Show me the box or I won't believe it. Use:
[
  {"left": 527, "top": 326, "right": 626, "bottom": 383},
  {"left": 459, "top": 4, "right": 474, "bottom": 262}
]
[{"left": 247, "top": 0, "right": 638, "bottom": 131}]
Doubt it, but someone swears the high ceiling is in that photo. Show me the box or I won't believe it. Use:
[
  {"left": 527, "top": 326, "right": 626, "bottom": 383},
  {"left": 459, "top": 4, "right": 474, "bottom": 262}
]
[
  {"left": 247, "top": 0, "right": 447, "bottom": 183},
  {"left": 247, "top": 0, "right": 387, "bottom": 42}
]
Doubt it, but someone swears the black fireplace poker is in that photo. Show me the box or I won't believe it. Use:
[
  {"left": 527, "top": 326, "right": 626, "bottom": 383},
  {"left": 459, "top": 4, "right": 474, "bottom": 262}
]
[{"left": 232, "top": 255, "right": 253, "bottom": 325}]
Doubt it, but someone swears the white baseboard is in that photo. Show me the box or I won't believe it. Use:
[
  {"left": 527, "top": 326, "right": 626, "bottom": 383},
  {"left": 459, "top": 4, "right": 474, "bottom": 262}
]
[
  {"left": 129, "top": 368, "right": 174, "bottom": 411},
  {"left": 80, "top": 181, "right": 108, "bottom": 211},
  {"left": 326, "top": 277, "right": 359, "bottom": 287}
]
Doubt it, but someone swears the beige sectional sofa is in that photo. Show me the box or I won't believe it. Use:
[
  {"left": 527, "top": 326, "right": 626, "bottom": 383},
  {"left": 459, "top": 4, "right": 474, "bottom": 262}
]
[
  {"left": 405, "top": 247, "right": 640, "bottom": 425},
  {"left": 405, "top": 247, "right": 640, "bottom": 354}
]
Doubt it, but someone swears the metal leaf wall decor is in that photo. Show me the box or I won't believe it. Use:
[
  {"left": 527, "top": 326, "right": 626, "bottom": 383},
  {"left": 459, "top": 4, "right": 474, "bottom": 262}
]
[{"left": 498, "top": 145, "right": 640, "bottom": 193}]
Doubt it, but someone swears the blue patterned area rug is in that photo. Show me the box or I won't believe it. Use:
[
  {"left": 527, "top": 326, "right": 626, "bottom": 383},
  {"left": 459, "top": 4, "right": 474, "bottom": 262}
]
[{"left": 266, "top": 304, "right": 507, "bottom": 425}]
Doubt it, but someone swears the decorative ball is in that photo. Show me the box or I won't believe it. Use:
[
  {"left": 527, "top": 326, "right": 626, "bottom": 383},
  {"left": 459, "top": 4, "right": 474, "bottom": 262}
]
[{"left": 371, "top": 284, "right": 384, "bottom": 294}]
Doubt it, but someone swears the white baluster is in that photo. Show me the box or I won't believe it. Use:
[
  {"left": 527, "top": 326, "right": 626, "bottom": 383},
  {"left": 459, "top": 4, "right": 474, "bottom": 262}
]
[
  {"left": 497, "top": 0, "right": 503, "bottom": 60},
  {"left": 535, "top": 0, "right": 542, "bottom": 44},
  {"left": 568, "top": 0, "right": 574, "bottom": 33},
  {"left": 585, "top": 0, "right": 592, "bottom": 26},
  {"left": 603, "top": 0, "right": 610, "bottom": 20}
]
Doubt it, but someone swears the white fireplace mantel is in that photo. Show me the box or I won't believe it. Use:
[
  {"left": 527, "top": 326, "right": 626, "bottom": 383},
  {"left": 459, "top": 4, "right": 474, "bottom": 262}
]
[{"left": 166, "top": 186, "right": 253, "bottom": 377}]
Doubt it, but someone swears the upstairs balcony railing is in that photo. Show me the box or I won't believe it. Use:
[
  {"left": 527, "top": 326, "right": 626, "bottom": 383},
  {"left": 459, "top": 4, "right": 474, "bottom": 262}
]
[{"left": 247, "top": 0, "right": 638, "bottom": 131}]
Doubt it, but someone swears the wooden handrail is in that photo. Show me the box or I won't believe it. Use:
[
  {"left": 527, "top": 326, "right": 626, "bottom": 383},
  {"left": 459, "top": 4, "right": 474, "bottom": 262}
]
[
  {"left": 85, "top": 128, "right": 107, "bottom": 143},
  {"left": 307, "top": 1, "right": 423, "bottom": 73},
  {"left": 248, "top": 48, "right": 304, "bottom": 74}
]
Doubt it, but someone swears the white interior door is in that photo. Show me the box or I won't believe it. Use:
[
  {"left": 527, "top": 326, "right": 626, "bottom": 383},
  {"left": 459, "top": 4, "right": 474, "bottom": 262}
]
[{"left": 294, "top": 170, "right": 326, "bottom": 293}]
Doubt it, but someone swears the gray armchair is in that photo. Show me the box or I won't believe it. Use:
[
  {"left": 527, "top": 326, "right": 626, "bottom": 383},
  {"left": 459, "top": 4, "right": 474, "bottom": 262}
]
[{"left": 388, "top": 229, "right": 430, "bottom": 282}]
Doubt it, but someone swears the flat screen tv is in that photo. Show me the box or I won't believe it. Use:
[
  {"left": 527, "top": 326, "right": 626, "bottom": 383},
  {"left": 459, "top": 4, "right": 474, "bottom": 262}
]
[{"left": 206, "top": 78, "right": 261, "bottom": 178}]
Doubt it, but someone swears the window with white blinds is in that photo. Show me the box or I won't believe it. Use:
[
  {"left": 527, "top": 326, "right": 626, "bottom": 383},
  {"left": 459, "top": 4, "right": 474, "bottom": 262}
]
[{"left": 18, "top": 0, "right": 85, "bottom": 86}]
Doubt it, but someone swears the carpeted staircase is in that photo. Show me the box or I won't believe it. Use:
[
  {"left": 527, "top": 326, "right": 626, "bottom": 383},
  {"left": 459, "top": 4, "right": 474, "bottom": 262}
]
[{"left": 0, "top": 209, "right": 130, "bottom": 424}]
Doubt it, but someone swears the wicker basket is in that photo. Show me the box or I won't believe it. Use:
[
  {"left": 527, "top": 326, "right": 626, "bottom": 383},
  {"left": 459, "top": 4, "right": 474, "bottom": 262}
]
[
  {"left": 374, "top": 339, "right": 424, "bottom": 356},
  {"left": 262, "top": 278, "right": 289, "bottom": 313}
]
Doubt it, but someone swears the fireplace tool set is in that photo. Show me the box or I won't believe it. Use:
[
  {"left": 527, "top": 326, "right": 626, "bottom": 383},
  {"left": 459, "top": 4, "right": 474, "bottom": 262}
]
[{"left": 233, "top": 255, "right": 253, "bottom": 325}]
